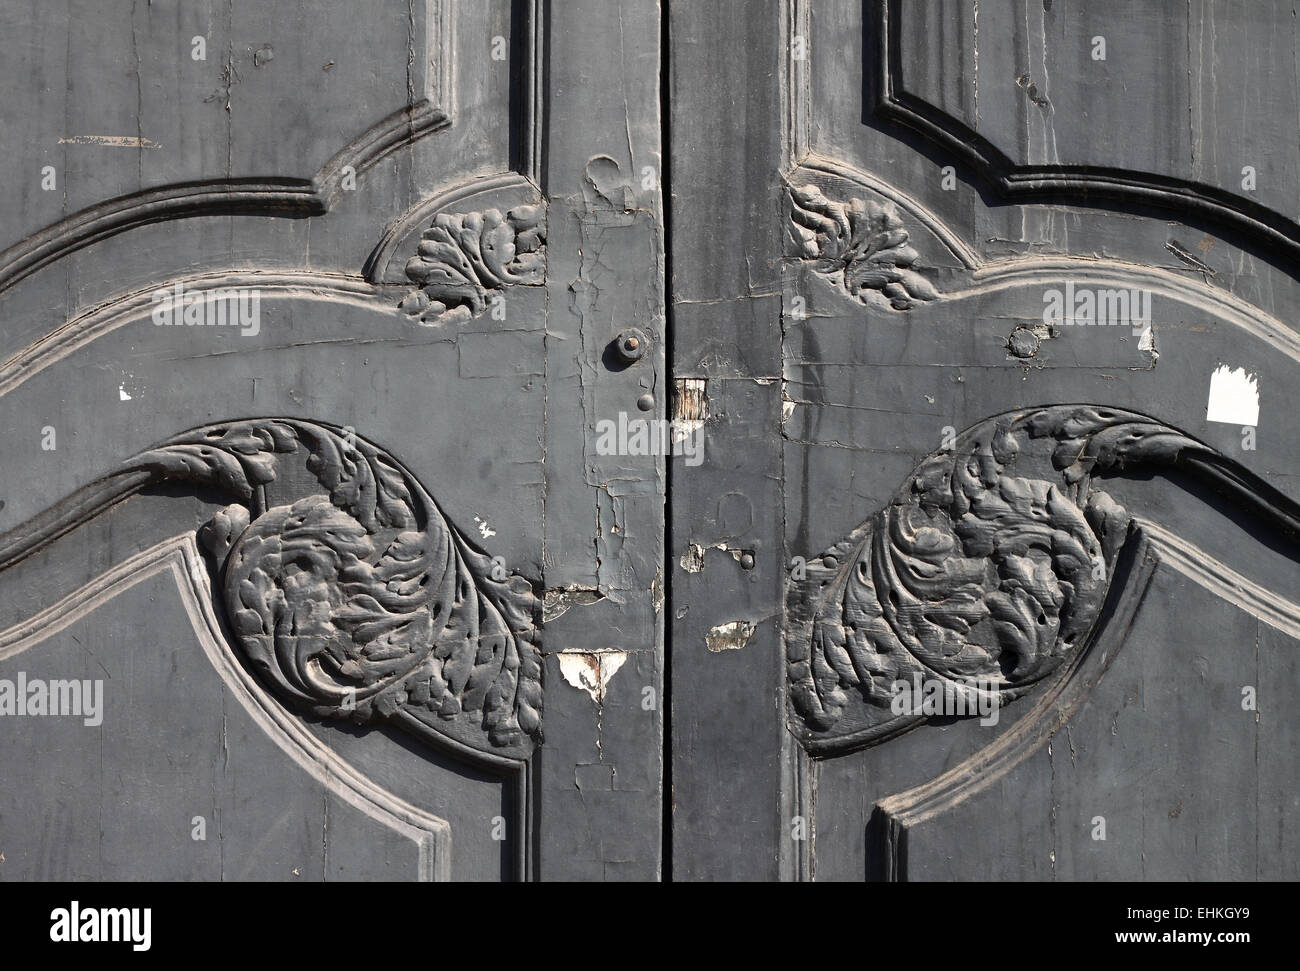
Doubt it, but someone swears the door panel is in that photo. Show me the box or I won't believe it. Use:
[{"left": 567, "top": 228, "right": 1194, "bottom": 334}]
[
  {"left": 669, "top": 0, "right": 1300, "bottom": 880},
  {"left": 0, "top": 0, "right": 664, "bottom": 881}
]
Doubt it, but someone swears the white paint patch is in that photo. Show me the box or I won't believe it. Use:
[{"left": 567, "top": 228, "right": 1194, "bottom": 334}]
[
  {"left": 473, "top": 516, "right": 496, "bottom": 539},
  {"left": 118, "top": 384, "right": 132, "bottom": 401},
  {"left": 59, "top": 134, "right": 160, "bottom": 149},
  {"left": 706, "top": 620, "right": 755, "bottom": 652},
  {"left": 558, "top": 649, "right": 627, "bottom": 703},
  {"left": 1206, "top": 365, "right": 1259, "bottom": 427},
  {"left": 1137, "top": 325, "right": 1158, "bottom": 358}
]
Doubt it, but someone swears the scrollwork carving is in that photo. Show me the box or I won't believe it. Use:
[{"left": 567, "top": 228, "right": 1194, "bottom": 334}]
[
  {"left": 126, "top": 419, "right": 543, "bottom": 755},
  {"left": 787, "top": 405, "right": 1299, "bottom": 754}
]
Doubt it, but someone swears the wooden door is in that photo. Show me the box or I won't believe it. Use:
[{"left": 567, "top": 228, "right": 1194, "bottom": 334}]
[
  {"left": 0, "top": 0, "right": 665, "bottom": 881},
  {"left": 668, "top": 0, "right": 1300, "bottom": 880},
  {"left": 5, "top": 0, "right": 1296, "bottom": 886}
]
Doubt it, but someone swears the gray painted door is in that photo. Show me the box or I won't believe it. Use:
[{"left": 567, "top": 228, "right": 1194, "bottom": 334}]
[
  {"left": 3, "top": 0, "right": 1296, "bottom": 885},
  {"left": 0, "top": 0, "right": 664, "bottom": 881},
  {"left": 669, "top": 0, "right": 1300, "bottom": 880}
]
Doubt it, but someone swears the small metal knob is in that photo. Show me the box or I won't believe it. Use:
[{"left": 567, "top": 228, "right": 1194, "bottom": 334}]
[{"left": 614, "top": 329, "right": 649, "bottom": 364}]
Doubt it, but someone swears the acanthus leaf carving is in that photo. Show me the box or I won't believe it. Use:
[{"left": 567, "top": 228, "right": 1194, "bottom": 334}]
[
  {"left": 788, "top": 184, "right": 940, "bottom": 310},
  {"left": 122, "top": 419, "right": 542, "bottom": 755},
  {"left": 121, "top": 420, "right": 300, "bottom": 499},
  {"left": 786, "top": 405, "right": 1300, "bottom": 754},
  {"left": 398, "top": 205, "right": 546, "bottom": 324}
]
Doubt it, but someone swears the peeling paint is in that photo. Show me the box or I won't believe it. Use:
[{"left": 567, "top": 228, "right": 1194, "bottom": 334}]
[
  {"left": 58, "top": 134, "right": 161, "bottom": 149},
  {"left": 672, "top": 378, "right": 707, "bottom": 434},
  {"left": 1137, "top": 324, "right": 1158, "bottom": 359},
  {"left": 706, "top": 620, "right": 755, "bottom": 653},
  {"left": 681, "top": 541, "right": 754, "bottom": 573},
  {"left": 680, "top": 543, "right": 705, "bottom": 573},
  {"left": 543, "top": 585, "right": 605, "bottom": 623},
  {"left": 583, "top": 154, "right": 632, "bottom": 211},
  {"left": 473, "top": 515, "right": 496, "bottom": 539},
  {"left": 559, "top": 649, "right": 627, "bottom": 702},
  {"left": 720, "top": 545, "right": 747, "bottom": 565}
]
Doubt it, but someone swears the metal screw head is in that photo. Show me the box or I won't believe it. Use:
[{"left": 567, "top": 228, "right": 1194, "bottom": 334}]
[
  {"left": 739, "top": 551, "right": 756, "bottom": 570},
  {"left": 636, "top": 392, "right": 655, "bottom": 411}
]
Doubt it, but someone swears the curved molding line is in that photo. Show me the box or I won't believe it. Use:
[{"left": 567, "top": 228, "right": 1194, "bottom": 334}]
[
  {"left": 0, "top": 533, "right": 452, "bottom": 881},
  {"left": 0, "top": 418, "right": 544, "bottom": 761},
  {"left": 0, "top": 0, "right": 475, "bottom": 299},
  {"left": 0, "top": 270, "right": 378, "bottom": 400},
  {"left": 958, "top": 257, "right": 1300, "bottom": 363},
  {"left": 785, "top": 404, "right": 1300, "bottom": 756},
  {"left": 0, "top": 0, "right": 549, "bottom": 314},
  {"left": 873, "top": 0, "right": 1300, "bottom": 264},
  {"left": 787, "top": 157, "right": 1300, "bottom": 362},
  {"left": 869, "top": 518, "right": 1300, "bottom": 879},
  {"left": 0, "top": 101, "right": 450, "bottom": 299}
]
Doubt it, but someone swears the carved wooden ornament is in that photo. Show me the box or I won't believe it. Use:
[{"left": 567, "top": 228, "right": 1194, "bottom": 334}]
[{"left": 786, "top": 405, "right": 1300, "bottom": 754}]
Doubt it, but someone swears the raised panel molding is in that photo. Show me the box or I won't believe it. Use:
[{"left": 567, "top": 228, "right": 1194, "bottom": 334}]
[
  {"left": 871, "top": 0, "right": 1300, "bottom": 263},
  {"left": 0, "top": 535, "right": 453, "bottom": 881},
  {"left": 0, "top": 0, "right": 553, "bottom": 300},
  {"left": 866, "top": 518, "right": 1300, "bottom": 880},
  {"left": 785, "top": 156, "right": 1300, "bottom": 363},
  {"left": 780, "top": 165, "right": 1300, "bottom": 758},
  {"left": 0, "top": 100, "right": 449, "bottom": 296}
]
